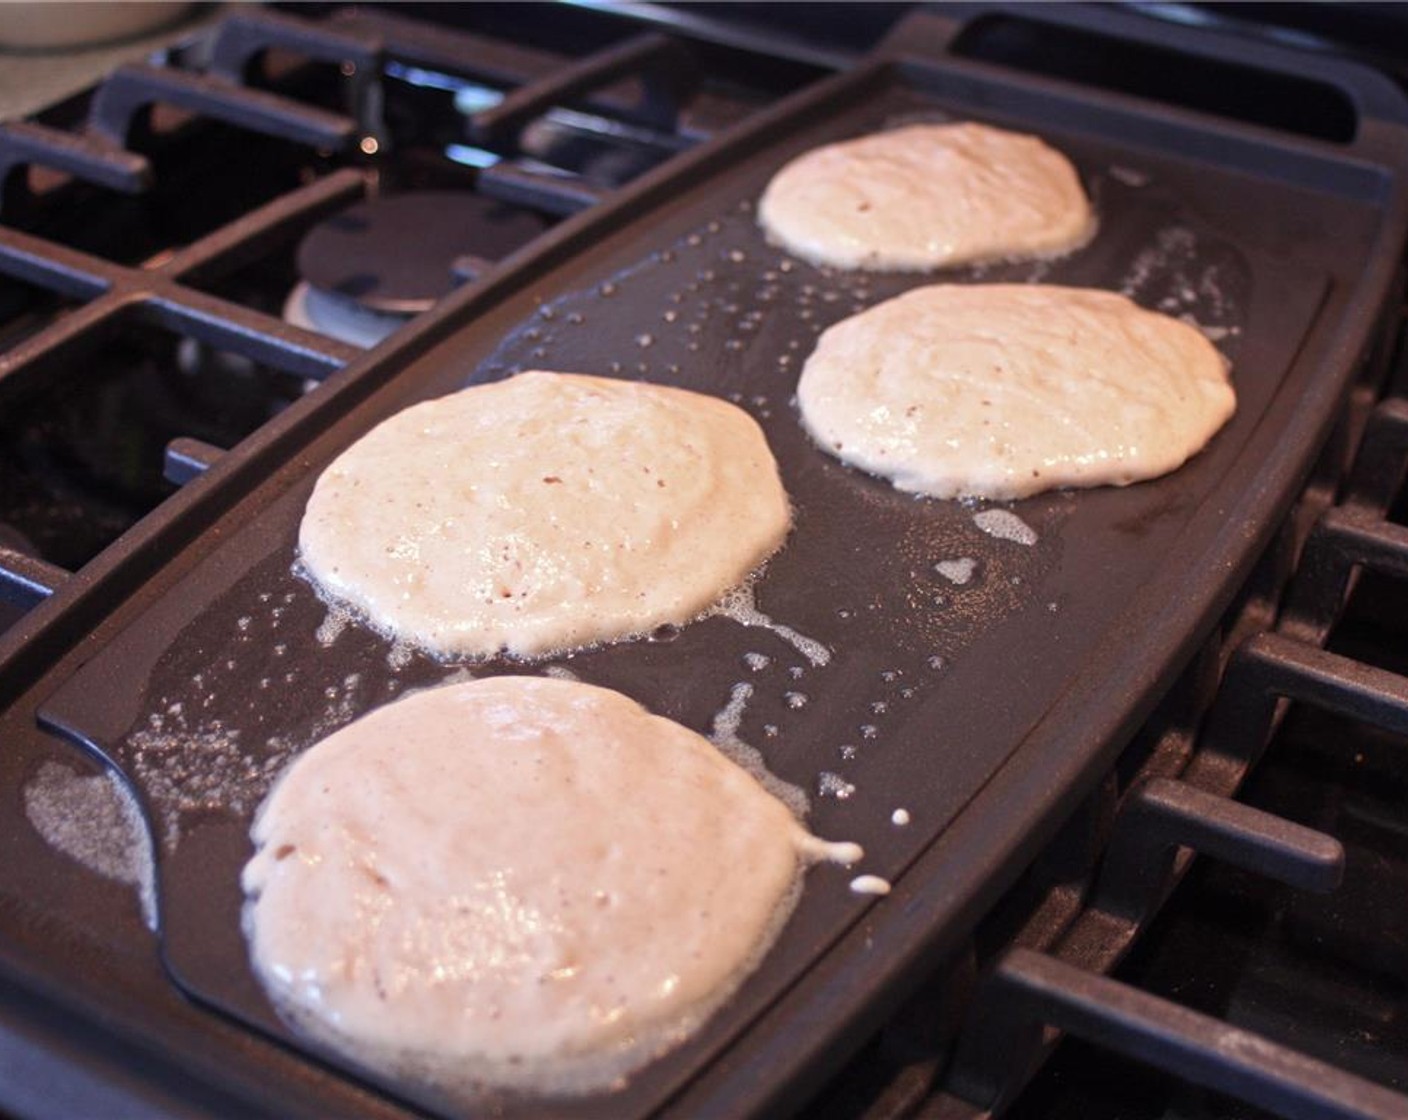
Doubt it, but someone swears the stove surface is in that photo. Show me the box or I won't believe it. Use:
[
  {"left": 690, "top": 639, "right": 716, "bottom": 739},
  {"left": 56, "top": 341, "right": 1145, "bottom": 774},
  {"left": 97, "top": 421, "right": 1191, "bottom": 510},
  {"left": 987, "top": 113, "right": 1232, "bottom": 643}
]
[{"left": 0, "top": 5, "right": 1406, "bottom": 1120}]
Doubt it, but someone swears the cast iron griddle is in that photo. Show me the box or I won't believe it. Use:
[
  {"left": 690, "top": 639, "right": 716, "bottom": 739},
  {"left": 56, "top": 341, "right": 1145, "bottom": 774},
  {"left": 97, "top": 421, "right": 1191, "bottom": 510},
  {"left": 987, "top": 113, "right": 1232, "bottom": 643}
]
[{"left": 34, "top": 10, "right": 1408, "bottom": 1120}]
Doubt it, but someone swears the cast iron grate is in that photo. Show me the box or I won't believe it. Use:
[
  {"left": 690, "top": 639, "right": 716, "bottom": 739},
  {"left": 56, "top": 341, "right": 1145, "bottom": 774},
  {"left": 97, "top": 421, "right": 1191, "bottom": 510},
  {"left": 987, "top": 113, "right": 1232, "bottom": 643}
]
[
  {"left": 0, "top": 6, "right": 777, "bottom": 223},
  {"left": 0, "top": 168, "right": 365, "bottom": 608}
]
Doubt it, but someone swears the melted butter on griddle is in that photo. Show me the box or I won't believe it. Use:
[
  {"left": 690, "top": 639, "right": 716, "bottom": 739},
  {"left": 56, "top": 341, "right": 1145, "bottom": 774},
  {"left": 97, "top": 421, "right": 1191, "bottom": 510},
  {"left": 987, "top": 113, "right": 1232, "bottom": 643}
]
[
  {"left": 23, "top": 761, "right": 156, "bottom": 928},
  {"left": 708, "top": 578, "right": 831, "bottom": 668}
]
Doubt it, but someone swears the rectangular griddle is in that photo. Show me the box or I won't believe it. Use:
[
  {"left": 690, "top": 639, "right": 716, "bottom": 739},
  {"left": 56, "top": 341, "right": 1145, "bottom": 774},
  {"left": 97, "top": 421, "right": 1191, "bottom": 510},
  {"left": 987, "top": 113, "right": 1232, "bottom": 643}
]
[{"left": 8, "top": 7, "right": 1408, "bottom": 1118}]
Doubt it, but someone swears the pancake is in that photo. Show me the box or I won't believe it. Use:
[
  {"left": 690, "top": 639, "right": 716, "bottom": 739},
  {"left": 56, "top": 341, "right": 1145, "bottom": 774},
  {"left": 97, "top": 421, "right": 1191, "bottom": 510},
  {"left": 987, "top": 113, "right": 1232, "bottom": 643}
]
[
  {"left": 298, "top": 371, "right": 791, "bottom": 659},
  {"left": 796, "top": 284, "right": 1235, "bottom": 499},
  {"left": 241, "top": 675, "right": 859, "bottom": 1094},
  {"left": 758, "top": 122, "right": 1094, "bottom": 272}
]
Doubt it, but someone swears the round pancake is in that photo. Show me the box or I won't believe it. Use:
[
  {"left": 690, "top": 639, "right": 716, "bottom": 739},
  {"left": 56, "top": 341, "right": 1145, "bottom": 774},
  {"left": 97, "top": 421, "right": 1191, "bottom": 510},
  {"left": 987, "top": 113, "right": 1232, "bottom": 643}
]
[
  {"left": 241, "top": 676, "right": 845, "bottom": 1093},
  {"left": 796, "top": 284, "right": 1235, "bottom": 499},
  {"left": 298, "top": 371, "right": 791, "bottom": 659},
  {"left": 758, "top": 122, "right": 1093, "bottom": 271}
]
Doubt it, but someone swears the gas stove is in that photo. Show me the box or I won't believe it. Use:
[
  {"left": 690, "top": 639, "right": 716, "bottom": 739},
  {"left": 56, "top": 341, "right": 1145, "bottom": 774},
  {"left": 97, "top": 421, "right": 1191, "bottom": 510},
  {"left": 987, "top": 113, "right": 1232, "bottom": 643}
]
[{"left": 1, "top": 5, "right": 1406, "bottom": 1120}]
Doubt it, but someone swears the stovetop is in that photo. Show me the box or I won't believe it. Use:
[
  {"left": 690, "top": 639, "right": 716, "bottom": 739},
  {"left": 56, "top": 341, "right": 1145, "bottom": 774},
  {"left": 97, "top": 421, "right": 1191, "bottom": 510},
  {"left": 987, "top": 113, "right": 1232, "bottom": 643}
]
[{"left": 1, "top": 5, "right": 1407, "bottom": 1119}]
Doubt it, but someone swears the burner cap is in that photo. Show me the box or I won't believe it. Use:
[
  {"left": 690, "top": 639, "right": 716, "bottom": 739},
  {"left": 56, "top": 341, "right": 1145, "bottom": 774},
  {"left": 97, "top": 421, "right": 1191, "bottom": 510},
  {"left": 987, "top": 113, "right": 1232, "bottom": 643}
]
[
  {"left": 297, "top": 191, "right": 548, "bottom": 315},
  {"left": 283, "top": 282, "right": 406, "bottom": 350}
]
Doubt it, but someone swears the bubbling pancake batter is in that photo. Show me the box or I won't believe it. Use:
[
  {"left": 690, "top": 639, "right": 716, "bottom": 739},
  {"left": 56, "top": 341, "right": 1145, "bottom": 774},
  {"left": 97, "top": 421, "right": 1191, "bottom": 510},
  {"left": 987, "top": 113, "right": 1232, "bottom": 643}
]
[
  {"left": 241, "top": 676, "right": 859, "bottom": 1094},
  {"left": 298, "top": 372, "right": 791, "bottom": 659},
  {"left": 758, "top": 122, "right": 1094, "bottom": 271},
  {"left": 796, "top": 284, "right": 1235, "bottom": 499}
]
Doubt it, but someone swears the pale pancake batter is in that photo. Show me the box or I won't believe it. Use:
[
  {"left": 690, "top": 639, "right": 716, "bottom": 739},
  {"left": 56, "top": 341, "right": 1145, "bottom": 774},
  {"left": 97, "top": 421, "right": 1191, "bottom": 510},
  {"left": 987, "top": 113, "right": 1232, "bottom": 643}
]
[
  {"left": 797, "top": 284, "right": 1235, "bottom": 499},
  {"left": 758, "top": 122, "right": 1094, "bottom": 271},
  {"left": 242, "top": 676, "right": 859, "bottom": 1094},
  {"left": 299, "top": 372, "right": 791, "bottom": 659}
]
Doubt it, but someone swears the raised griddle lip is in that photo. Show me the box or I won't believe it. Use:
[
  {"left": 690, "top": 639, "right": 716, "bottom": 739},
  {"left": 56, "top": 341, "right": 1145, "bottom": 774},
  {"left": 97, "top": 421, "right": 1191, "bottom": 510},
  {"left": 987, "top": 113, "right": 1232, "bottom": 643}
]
[{"left": 9, "top": 7, "right": 1408, "bottom": 1120}]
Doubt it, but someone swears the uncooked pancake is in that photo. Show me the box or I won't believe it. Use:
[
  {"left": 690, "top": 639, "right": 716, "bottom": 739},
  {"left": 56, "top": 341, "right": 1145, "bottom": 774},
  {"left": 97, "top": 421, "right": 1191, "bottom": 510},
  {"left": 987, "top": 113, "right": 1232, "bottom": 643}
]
[
  {"left": 796, "top": 284, "right": 1235, "bottom": 499},
  {"left": 241, "top": 675, "right": 858, "bottom": 1094},
  {"left": 758, "top": 122, "right": 1094, "bottom": 271},
  {"left": 298, "top": 371, "right": 791, "bottom": 659}
]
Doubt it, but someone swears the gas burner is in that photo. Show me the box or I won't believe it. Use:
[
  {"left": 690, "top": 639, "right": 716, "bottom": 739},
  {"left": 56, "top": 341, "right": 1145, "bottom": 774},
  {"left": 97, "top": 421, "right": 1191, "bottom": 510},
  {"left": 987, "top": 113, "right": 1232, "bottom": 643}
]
[
  {"left": 284, "top": 191, "right": 548, "bottom": 347},
  {"left": 282, "top": 281, "right": 405, "bottom": 350}
]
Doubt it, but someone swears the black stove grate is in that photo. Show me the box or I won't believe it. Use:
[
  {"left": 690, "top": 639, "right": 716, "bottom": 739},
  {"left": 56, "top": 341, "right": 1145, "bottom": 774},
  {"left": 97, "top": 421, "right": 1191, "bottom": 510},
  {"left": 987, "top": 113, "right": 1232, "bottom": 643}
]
[
  {"left": 2, "top": 6, "right": 1408, "bottom": 1120},
  {"left": 0, "top": 168, "right": 365, "bottom": 598}
]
